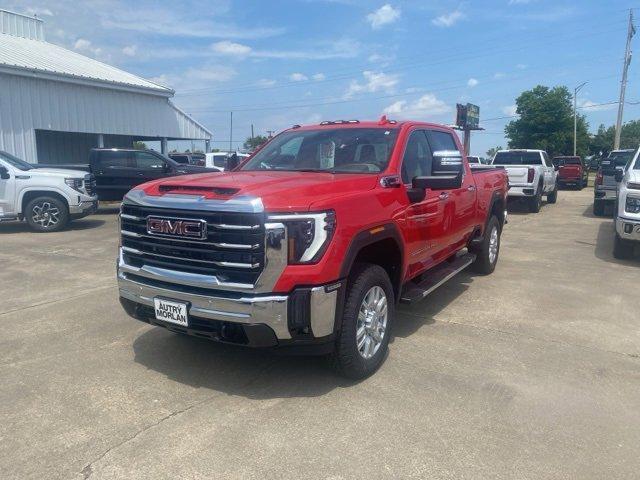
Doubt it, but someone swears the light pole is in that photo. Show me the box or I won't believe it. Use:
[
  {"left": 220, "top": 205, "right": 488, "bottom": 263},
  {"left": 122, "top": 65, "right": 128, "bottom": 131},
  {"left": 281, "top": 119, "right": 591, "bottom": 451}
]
[{"left": 574, "top": 82, "right": 587, "bottom": 156}]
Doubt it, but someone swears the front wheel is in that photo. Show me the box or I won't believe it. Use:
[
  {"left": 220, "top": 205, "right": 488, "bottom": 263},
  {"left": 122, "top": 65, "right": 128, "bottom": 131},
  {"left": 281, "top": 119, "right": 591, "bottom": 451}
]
[
  {"left": 332, "top": 263, "right": 394, "bottom": 380},
  {"left": 613, "top": 234, "right": 635, "bottom": 260},
  {"left": 470, "top": 215, "right": 501, "bottom": 275},
  {"left": 25, "top": 196, "right": 69, "bottom": 232}
]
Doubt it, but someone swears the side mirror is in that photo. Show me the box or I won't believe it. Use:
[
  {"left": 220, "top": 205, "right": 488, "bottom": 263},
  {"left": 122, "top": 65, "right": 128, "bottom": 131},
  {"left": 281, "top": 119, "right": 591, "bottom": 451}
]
[
  {"left": 226, "top": 153, "right": 239, "bottom": 171},
  {"left": 412, "top": 172, "right": 463, "bottom": 191},
  {"left": 432, "top": 150, "right": 463, "bottom": 176},
  {"left": 0, "top": 166, "right": 9, "bottom": 179},
  {"left": 615, "top": 169, "right": 624, "bottom": 182}
]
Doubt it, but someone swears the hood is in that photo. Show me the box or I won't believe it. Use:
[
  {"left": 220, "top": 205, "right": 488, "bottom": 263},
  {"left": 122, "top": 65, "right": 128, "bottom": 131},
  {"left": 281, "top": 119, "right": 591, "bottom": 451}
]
[
  {"left": 138, "top": 170, "right": 380, "bottom": 211},
  {"left": 28, "top": 168, "right": 86, "bottom": 179},
  {"left": 628, "top": 169, "right": 640, "bottom": 184}
]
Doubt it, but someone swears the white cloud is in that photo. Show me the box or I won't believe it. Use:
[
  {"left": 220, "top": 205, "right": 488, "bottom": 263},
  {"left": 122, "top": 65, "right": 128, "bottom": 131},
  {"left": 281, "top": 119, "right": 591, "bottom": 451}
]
[
  {"left": 256, "top": 78, "right": 277, "bottom": 87},
  {"left": 502, "top": 105, "right": 518, "bottom": 116},
  {"left": 346, "top": 71, "right": 399, "bottom": 97},
  {"left": 383, "top": 94, "right": 451, "bottom": 118},
  {"left": 467, "top": 78, "right": 479, "bottom": 87},
  {"left": 432, "top": 10, "right": 464, "bottom": 27},
  {"left": 578, "top": 100, "right": 616, "bottom": 112},
  {"left": 516, "top": 63, "right": 527, "bottom": 70},
  {"left": 122, "top": 45, "right": 137, "bottom": 57},
  {"left": 73, "top": 38, "right": 102, "bottom": 57},
  {"left": 211, "top": 41, "right": 252, "bottom": 56},
  {"left": 312, "top": 73, "right": 326, "bottom": 81},
  {"left": 289, "top": 73, "right": 309, "bottom": 82},
  {"left": 366, "top": 4, "right": 401, "bottom": 29},
  {"left": 25, "top": 7, "right": 53, "bottom": 16},
  {"left": 493, "top": 72, "right": 506, "bottom": 79},
  {"left": 158, "top": 65, "right": 237, "bottom": 91}
]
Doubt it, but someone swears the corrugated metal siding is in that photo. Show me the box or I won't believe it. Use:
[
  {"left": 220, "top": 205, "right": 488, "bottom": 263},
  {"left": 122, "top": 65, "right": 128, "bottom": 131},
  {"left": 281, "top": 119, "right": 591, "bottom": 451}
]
[
  {"left": 0, "top": 73, "right": 211, "bottom": 163},
  {"left": 0, "top": 10, "right": 44, "bottom": 41}
]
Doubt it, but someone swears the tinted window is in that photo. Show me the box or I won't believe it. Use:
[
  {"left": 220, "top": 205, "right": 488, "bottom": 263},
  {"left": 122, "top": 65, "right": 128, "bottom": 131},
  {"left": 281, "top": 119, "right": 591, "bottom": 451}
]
[
  {"left": 0, "top": 151, "right": 32, "bottom": 170},
  {"left": 241, "top": 128, "right": 399, "bottom": 173},
  {"left": 426, "top": 130, "right": 458, "bottom": 152},
  {"left": 467, "top": 156, "right": 480, "bottom": 164},
  {"left": 554, "top": 157, "right": 581, "bottom": 166},
  {"left": 134, "top": 152, "right": 165, "bottom": 169},
  {"left": 170, "top": 155, "right": 190, "bottom": 164},
  {"left": 493, "top": 151, "right": 542, "bottom": 165},
  {"left": 98, "top": 151, "right": 130, "bottom": 168},
  {"left": 607, "top": 150, "right": 635, "bottom": 167},
  {"left": 401, "top": 131, "right": 432, "bottom": 183}
]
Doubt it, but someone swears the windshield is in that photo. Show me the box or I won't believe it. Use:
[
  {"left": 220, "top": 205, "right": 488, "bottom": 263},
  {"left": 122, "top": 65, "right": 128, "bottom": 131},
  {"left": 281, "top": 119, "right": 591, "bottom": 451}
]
[
  {"left": 240, "top": 128, "right": 399, "bottom": 173},
  {"left": 493, "top": 151, "right": 542, "bottom": 165},
  {"left": 607, "top": 150, "right": 635, "bottom": 167},
  {"left": 0, "top": 151, "right": 32, "bottom": 171}
]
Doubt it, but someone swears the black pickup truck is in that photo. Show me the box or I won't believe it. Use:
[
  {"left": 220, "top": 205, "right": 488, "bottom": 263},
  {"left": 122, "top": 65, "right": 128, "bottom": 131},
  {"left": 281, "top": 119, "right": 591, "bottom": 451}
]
[{"left": 33, "top": 149, "right": 218, "bottom": 201}]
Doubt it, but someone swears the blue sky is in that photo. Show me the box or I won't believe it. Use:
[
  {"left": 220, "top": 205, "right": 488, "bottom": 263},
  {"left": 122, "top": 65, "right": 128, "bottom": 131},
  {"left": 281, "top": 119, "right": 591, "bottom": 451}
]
[{"left": 9, "top": 0, "right": 640, "bottom": 156}]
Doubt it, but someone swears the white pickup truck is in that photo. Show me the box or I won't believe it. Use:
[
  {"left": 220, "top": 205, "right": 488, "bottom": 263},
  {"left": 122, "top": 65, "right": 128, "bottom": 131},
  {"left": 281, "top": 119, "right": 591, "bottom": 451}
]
[
  {"left": 613, "top": 148, "right": 640, "bottom": 259},
  {"left": 0, "top": 151, "right": 98, "bottom": 232},
  {"left": 491, "top": 149, "right": 558, "bottom": 212}
]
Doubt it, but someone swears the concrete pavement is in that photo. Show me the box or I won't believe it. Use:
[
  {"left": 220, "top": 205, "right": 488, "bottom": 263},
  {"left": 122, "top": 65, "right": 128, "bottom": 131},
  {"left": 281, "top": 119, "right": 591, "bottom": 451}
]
[{"left": 0, "top": 189, "right": 638, "bottom": 479}]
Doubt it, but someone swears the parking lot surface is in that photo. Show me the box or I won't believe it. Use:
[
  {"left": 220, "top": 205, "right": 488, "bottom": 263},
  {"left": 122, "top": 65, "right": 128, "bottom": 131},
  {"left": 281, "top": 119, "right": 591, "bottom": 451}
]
[{"left": 1, "top": 190, "right": 639, "bottom": 480}]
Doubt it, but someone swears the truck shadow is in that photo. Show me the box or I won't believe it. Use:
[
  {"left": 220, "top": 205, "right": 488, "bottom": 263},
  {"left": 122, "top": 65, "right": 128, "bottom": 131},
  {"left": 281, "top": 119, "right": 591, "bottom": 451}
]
[
  {"left": 505, "top": 198, "right": 549, "bottom": 216},
  {"left": 0, "top": 218, "right": 105, "bottom": 234},
  {"left": 132, "top": 329, "right": 351, "bottom": 398},
  {"left": 594, "top": 221, "right": 640, "bottom": 265},
  {"left": 393, "top": 272, "right": 471, "bottom": 339}
]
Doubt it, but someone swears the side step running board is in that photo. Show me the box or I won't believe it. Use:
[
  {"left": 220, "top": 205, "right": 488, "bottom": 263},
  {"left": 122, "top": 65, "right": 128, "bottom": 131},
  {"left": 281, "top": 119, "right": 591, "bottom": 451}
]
[{"left": 400, "top": 253, "right": 476, "bottom": 304}]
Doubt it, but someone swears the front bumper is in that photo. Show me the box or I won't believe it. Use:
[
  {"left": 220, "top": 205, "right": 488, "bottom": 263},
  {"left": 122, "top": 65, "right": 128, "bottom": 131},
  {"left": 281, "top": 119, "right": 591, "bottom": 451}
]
[
  {"left": 69, "top": 197, "right": 98, "bottom": 216},
  {"left": 616, "top": 217, "right": 640, "bottom": 242},
  {"left": 117, "top": 249, "right": 340, "bottom": 346}
]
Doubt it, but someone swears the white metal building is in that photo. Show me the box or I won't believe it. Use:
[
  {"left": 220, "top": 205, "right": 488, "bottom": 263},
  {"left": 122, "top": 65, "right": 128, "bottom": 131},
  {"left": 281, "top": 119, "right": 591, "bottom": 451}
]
[{"left": 0, "top": 10, "right": 212, "bottom": 164}]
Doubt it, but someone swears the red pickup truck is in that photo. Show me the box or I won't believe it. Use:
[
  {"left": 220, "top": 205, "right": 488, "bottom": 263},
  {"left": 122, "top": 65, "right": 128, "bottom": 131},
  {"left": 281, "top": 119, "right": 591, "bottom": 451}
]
[
  {"left": 553, "top": 156, "right": 589, "bottom": 189},
  {"left": 117, "top": 118, "right": 509, "bottom": 378}
]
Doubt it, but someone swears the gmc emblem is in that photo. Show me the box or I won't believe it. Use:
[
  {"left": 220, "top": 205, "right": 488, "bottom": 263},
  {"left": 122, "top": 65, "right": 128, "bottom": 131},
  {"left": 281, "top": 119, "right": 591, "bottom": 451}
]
[{"left": 147, "top": 217, "right": 207, "bottom": 240}]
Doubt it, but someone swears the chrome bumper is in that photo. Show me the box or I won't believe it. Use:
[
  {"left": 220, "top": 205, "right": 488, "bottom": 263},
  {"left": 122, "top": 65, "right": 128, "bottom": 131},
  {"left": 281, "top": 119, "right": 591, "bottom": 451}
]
[
  {"left": 616, "top": 217, "right": 640, "bottom": 241},
  {"left": 506, "top": 185, "right": 535, "bottom": 197},
  {"left": 69, "top": 198, "right": 98, "bottom": 215},
  {"left": 117, "top": 249, "right": 338, "bottom": 341}
]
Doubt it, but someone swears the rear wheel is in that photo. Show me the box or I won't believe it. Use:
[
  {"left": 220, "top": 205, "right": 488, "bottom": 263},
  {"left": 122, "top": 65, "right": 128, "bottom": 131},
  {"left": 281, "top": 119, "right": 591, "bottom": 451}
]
[
  {"left": 470, "top": 215, "right": 501, "bottom": 275},
  {"left": 593, "top": 200, "right": 605, "bottom": 216},
  {"left": 331, "top": 263, "right": 394, "bottom": 379},
  {"left": 528, "top": 186, "right": 543, "bottom": 213},
  {"left": 613, "top": 234, "right": 635, "bottom": 260},
  {"left": 25, "top": 196, "right": 69, "bottom": 232},
  {"left": 547, "top": 183, "right": 558, "bottom": 203}
]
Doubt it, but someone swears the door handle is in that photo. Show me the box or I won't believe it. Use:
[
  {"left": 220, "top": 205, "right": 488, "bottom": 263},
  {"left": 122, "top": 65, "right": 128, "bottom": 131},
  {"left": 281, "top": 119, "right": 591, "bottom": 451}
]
[
  {"left": 438, "top": 192, "right": 449, "bottom": 200},
  {"left": 467, "top": 185, "right": 476, "bottom": 192}
]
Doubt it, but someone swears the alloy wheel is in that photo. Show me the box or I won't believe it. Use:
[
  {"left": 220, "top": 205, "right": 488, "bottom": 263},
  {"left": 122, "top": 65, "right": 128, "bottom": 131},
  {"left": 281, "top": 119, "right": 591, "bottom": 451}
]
[
  {"left": 356, "top": 286, "right": 388, "bottom": 359},
  {"left": 32, "top": 201, "right": 60, "bottom": 229}
]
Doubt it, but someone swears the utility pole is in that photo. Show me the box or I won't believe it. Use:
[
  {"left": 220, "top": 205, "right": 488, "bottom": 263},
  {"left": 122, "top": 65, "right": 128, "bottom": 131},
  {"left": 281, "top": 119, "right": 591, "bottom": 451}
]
[
  {"left": 229, "top": 111, "right": 233, "bottom": 153},
  {"left": 251, "top": 124, "right": 254, "bottom": 143},
  {"left": 615, "top": 9, "right": 635, "bottom": 150},
  {"left": 574, "top": 82, "right": 587, "bottom": 156}
]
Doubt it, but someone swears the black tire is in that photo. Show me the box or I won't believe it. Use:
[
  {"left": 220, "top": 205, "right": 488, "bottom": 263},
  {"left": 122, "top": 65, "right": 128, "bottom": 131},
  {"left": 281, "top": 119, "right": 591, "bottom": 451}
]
[
  {"left": 470, "top": 215, "right": 501, "bottom": 275},
  {"left": 613, "top": 234, "right": 634, "bottom": 260},
  {"left": 547, "top": 183, "right": 558, "bottom": 203},
  {"left": 24, "top": 196, "right": 69, "bottom": 232},
  {"left": 593, "top": 200, "right": 605, "bottom": 216},
  {"left": 528, "top": 186, "right": 542, "bottom": 213},
  {"left": 331, "top": 263, "right": 394, "bottom": 380}
]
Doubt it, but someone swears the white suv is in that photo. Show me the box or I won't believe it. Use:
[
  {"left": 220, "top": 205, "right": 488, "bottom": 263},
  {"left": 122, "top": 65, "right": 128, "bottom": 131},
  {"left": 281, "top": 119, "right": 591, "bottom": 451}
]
[
  {"left": 613, "top": 149, "right": 640, "bottom": 259},
  {"left": 0, "top": 151, "right": 98, "bottom": 232}
]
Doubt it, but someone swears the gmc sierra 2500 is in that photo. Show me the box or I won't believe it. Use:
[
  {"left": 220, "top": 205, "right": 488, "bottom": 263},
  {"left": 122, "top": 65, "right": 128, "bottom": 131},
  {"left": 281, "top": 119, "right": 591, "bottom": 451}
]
[{"left": 117, "top": 118, "right": 509, "bottom": 378}]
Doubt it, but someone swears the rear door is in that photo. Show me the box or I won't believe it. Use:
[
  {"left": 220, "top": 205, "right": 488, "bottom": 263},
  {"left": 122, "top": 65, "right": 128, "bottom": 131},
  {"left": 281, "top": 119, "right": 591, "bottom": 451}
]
[
  {"left": 93, "top": 150, "right": 135, "bottom": 201},
  {"left": 426, "top": 129, "right": 476, "bottom": 249},
  {"left": 541, "top": 152, "right": 555, "bottom": 192}
]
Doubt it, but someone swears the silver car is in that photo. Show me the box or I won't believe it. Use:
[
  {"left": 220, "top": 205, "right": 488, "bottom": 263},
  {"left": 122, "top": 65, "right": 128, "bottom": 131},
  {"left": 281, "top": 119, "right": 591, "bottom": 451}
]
[{"left": 594, "top": 148, "right": 637, "bottom": 216}]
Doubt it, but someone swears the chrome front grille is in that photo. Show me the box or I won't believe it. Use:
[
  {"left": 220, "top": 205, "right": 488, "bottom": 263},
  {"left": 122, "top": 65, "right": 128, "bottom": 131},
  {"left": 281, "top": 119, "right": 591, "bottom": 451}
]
[{"left": 120, "top": 204, "right": 265, "bottom": 286}]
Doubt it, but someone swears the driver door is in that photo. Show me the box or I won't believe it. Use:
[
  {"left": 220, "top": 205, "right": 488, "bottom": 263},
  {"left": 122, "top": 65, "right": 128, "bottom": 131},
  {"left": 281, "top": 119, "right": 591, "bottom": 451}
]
[
  {"left": 401, "top": 130, "right": 450, "bottom": 277},
  {"left": 0, "top": 160, "right": 16, "bottom": 217}
]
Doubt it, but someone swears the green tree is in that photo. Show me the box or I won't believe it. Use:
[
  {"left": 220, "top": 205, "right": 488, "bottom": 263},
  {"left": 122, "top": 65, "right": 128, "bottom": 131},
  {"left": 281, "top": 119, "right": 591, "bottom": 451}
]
[
  {"left": 133, "top": 141, "right": 148, "bottom": 150},
  {"left": 588, "top": 120, "right": 640, "bottom": 157},
  {"left": 505, "top": 85, "right": 589, "bottom": 157},
  {"left": 244, "top": 135, "right": 269, "bottom": 152},
  {"left": 486, "top": 146, "right": 503, "bottom": 159}
]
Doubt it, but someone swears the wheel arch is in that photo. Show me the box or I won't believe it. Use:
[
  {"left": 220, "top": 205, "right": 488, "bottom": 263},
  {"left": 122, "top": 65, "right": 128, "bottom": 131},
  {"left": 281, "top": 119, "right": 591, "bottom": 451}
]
[{"left": 20, "top": 190, "right": 70, "bottom": 216}]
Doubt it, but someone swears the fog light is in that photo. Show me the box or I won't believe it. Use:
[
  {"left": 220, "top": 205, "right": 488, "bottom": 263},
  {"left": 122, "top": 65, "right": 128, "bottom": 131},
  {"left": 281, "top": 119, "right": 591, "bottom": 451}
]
[{"left": 624, "top": 223, "right": 633, "bottom": 234}]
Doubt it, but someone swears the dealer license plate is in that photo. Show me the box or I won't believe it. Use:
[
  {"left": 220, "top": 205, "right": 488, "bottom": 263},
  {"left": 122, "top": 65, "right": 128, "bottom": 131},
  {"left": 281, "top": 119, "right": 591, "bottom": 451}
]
[{"left": 153, "top": 298, "right": 189, "bottom": 326}]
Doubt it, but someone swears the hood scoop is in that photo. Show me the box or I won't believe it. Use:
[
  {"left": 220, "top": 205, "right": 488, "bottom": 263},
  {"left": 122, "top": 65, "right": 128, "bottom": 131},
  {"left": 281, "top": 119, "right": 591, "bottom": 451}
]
[{"left": 159, "top": 184, "right": 239, "bottom": 196}]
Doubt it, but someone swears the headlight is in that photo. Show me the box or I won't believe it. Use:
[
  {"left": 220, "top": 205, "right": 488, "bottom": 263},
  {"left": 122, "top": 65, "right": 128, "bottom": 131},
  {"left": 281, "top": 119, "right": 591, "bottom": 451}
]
[
  {"left": 268, "top": 211, "right": 336, "bottom": 264},
  {"left": 625, "top": 196, "right": 640, "bottom": 214},
  {"left": 65, "top": 177, "right": 84, "bottom": 193}
]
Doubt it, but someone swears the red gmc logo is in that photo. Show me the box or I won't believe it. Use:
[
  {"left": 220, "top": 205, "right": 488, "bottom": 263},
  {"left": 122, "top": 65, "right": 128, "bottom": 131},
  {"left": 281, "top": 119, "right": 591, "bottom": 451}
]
[{"left": 147, "top": 217, "right": 207, "bottom": 240}]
